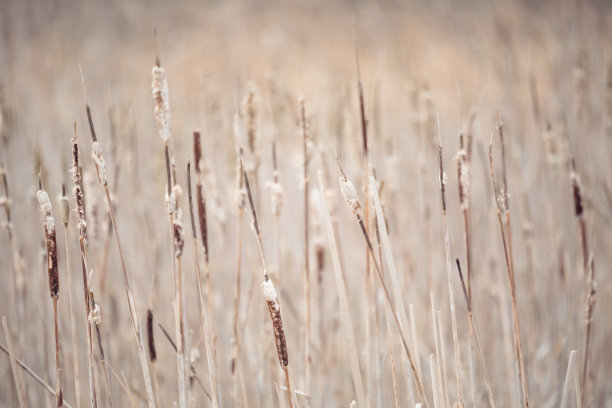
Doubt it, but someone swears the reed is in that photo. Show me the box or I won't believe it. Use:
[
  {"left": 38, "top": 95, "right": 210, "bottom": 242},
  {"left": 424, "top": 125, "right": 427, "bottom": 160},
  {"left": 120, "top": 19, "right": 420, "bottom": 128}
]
[
  {"left": 242, "top": 151, "right": 294, "bottom": 408},
  {"left": 70, "top": 124, "right": 98, "bottom": 408},
  {"left": 58, "top": 184, "right": 80, "bottom": 408},
  {"left": 489, "top": 129, "right": 529, "bottom": 408},
  {"left": 83, "top": 73, "right": 156, "bottom": 408},
  {"left": 436, "top": 117, "right": 465, "bottom": 407},
  {"left": 186, "top": 160, "right": 219, "bottom": 407},
  {"left": 37, "top": 180, "right": 63, "bottom": 407},
  {"left": 455, "top": 259, "right": 495, "bottom": 407}
]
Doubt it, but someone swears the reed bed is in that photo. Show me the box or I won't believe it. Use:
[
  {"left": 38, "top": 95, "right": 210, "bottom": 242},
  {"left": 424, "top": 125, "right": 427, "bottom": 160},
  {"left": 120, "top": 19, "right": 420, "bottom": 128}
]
[{"left": 0, "top": 1, "right": 611, "bottom": 407}]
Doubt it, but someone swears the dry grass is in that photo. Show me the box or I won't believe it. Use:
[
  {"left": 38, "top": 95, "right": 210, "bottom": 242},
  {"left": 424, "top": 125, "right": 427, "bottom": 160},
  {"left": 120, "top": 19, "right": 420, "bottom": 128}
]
[{"left": 0, "top": 1, "right": 611, "bottom": 407}]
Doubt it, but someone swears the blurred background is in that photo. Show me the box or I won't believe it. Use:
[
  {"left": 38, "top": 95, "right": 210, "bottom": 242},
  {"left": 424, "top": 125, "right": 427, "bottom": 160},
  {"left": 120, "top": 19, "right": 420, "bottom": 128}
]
[{"left": 1, "top": 0, "right": 611, "bottom": 407}]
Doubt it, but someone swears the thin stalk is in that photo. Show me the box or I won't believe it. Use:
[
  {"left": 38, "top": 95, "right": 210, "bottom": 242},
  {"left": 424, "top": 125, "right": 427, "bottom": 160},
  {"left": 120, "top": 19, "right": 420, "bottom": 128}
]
[
  {"left": 242, "top": 151, "right": 294, "bottom": 408},
  {"left": 300, "top": 97, "right": 312, "bottom": 401},
  {"left": 489, "top": 134, "right": 528, "bottom": 408},
  {"left": 456, "top": 260, "right": 496, "bottom": 407},
  {"left": 59, "top": 184, "right": 81, "bottom": 408},
  {"left": 2, "top": 316, "right": 26, "bottom": 408},
  {"left": 581, "top": 254, "right": 596, "bottom": 406},
  {"left": 317, "top": 171, "right": 366, "bottom": 408},
  {"left": 437, "top": 122, "right": 465, "bottom": 407},
  {"left": 83, "top": 90, "right": 156, "bottom": 407},
  {"left": 187, "top": 162, "right": 219, "bottom": 407},
  {"left": 560, "top": 350, "right": 578, "bottom": 408},
  {"left": 430, "top": 293, "right": 446, "bottom": 408},
  {"left": 70, "top": 123, "right": 97, "bottom": 408}
]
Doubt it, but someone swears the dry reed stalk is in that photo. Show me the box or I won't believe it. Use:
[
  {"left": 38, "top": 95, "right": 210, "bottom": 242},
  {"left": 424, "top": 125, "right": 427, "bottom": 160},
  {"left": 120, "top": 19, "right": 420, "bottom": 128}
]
[
  {"left": 88, "top": 292, "right": 113, "bottom": 407},
  {"left": 107, "top": 364, "right": 139, "bottom": 408},
  {"left": 2, "top": 316, "right": 26, "bottom": 408},
  {"left": 187, "top": 161, "right": 219, "bottom": 407},
  {"left": 430, "top": 293, "right": 446, "bottom": 408},
  {"left": 0, "top": 165, "right": 26, "bottom": 323},
  {"left": 83, "top": 80, "right": 156, "bottom": 408},
  {"left": 231, "top": 139, "right": 246, "bottom": 407},
  {"left": 299, "top": 96, "right": 312, "bottom": 397},
  {"left": 317, "top": 170, "right": 366, "bottom": 408},
  {"left": 455, "top": 260, "right": 496, "bottom": 407},
  {"left": 383, "top": 300, "right": 400, "bottom": 408},
  {"left": 242, "top": 152, "right": 294, "bottom": 408},
  {"left": 354, "top": 29, "right": 377, "bottom": 408},
  {"left": 581, "top": 253, "right": 596, "bottom": 406},
  {"left": 436, "top": 311, "right": 449, "bottom": 408},
  {"left": 193, "top": 132, "right": 218, "bottom": 395},
  {"left": 0, "top": 339, "right": 78, "bottom": 408},
  {"left": 70, "top": 123, "right": 98, "bottom": 408},
  {"left": 37, "top": 181, "right": 63, "bottom": 407},
  {"left": 58, "top": 184, "right": 81, "bottom": 408},
  {"left": 367, "top": 174, "right": 430, "bottom": 408},
  {"left": 560, "top": 350, "right": 580, "bottom": 408},
  {"left": 409, "top": 304, "right": 422, "bottom": 380},
  {"left": 167, "top": 157, "right": 187, "bottom": 408},
  {"left": 436, "top": 121, "right": 465, "bottom": 407},
  {"left": 152, "top": 311, "right": 212, "bottom": 401},
  {"left": 489, "top": 132, "right": 529, "bottom": 408},
  {"left": 429, "top": 353, "right": 440, "bottom": 408}
]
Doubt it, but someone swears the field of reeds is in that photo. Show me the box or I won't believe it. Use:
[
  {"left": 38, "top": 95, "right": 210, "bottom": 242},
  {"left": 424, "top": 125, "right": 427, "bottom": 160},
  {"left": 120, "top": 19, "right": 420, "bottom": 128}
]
[{"left": 1, "top": 0, "right": 611, "bottom": 407}]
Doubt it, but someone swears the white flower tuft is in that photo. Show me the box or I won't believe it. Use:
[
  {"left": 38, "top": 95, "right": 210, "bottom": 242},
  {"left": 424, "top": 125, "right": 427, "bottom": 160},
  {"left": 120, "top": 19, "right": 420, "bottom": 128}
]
[
  {"left": 339, "top": 177, "right": 362, "bottom": 219},
  {"left": 261, "top": 278, "right": 278, "bottom": 303},
  {"left": 152, "top": 64, "right": 171, "bottom": 142},
  {"left": 91, "top": 141, "right": 108, "bottom": 186},
  {"left": 88, "top": 303, "right": 101, "bottom": 325}
]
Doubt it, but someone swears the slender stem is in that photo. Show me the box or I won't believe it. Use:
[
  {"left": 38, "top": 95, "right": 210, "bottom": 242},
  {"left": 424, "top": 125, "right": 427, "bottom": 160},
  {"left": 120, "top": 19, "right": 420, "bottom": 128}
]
[{"left": 0, "top": 341, "right": 75, "bottom": 408}]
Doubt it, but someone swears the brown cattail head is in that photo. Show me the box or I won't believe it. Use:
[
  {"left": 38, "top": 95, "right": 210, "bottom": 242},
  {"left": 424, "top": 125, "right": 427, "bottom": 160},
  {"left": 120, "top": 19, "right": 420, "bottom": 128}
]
[
  {"left": 457, "top": 148, "right": 469, "bottom": 211},
  {"left": 147, "top": 309, "right": 157, "bottom": 362},
  {"left": 152, "top": 61, "right": 171, "bottom": 143},
  {"left": 196, "top": 181, "right": 208, "bottom": 262},
  {"left": 262, "top": 278, "right": 288, "bottom": 367},
  {"left": 71, "top": 124, "right": 87, "bottom": 242},
  {"left": 37, "top": 188, "right": 59, "bottom": 299},
  {"left": 570, "top": 160, "right": 584, "bottom": 218},
  {"left": 193, "top": 132, "right": 209, "bottom": 261},
  {"left": 241, "top": 81, "right": 260, "bottom": 172},
  {"left": 193, "top": 131, "right": 202, "bottom": 173}
]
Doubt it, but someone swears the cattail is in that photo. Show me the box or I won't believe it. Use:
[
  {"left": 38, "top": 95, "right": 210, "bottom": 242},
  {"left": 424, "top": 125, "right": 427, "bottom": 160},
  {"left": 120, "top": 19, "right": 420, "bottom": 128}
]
[
  {"left": 91, "top": 141, "right": 108, "bottom": 187},
  {"left": 570, "top": 162, "right": 584, "bottom": 218},
  {"left": 37, "top": 188, "right": 59, "bottom": 299},
  {"left": 339, "top": 177, "right": 363, "bottom": 219},
  {"left": 262, "top": 278, "right": 288, "bottom": 367},
  {"left": 171, "top": 185, "right": 185, "bottom": 258},
  {"left": 457, "top": 148, "right": 469, "bottom": 211},
  {"left": 152, "top": 59, "right": 171, "bottom": 142},
  {"left": 241, "top": 81, "right": 260, "bottom": 172},
  {"left": 38, "top": 182, "right": 62, "bottom": 407},
  {"left": 147, "top": 309, "right": 156, "bottom": 362}
]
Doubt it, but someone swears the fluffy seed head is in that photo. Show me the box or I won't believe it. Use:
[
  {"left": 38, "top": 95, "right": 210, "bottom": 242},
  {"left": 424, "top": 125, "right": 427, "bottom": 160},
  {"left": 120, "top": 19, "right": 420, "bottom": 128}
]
[
  {"left": 91, "top": 141, "right": 108, "bottom": 187},
  {"left": 457, "top": 149, "right": 470, "bottom": 210},
  {"left": 152, "top": 64, "right": 171, "bottom": 142},
  {"left": 339, "top": 177, "right": 362, "bottom": 219}
]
